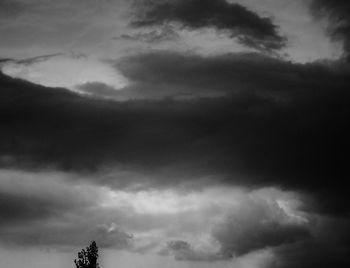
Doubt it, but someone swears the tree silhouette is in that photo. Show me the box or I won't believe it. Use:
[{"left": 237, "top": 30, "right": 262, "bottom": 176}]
[{"left": 74, "top": 241, "right": 100, "bottom": 268}]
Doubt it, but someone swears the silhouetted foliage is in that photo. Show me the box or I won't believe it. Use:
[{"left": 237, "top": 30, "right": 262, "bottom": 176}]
[{"left": 74, "top": 241, "right": 100, "bottom": 268}]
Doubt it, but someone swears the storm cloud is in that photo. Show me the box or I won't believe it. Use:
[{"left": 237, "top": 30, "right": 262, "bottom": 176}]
[
  {"left": 131, "top": 0, "right": 286, "bottom": 51},
  {"left": 1, "top": 1, "right": 350, "bottom": 266},
  {"left": 2, "top": 52, "right": 350, "bottom": 216},
  {"left": 116, "top": 51, "right": 350, "bottom": 99}
]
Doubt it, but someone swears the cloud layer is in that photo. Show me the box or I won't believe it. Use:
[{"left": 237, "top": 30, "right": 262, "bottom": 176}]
[{"left": 2, "top": 53, "right": 350, "bottom": 215}]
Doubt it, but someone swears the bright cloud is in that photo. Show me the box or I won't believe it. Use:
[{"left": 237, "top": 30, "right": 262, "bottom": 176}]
[
  {"left": 0, "top": 54, "right": 128, "bottom": 93},
  {"left": 0, "top": 168, "right": 310, "bottom": 258}
]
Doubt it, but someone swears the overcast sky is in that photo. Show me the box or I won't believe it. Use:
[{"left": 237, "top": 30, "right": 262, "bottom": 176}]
[{"left": 1, "top": 1, "right": 350, "bottom": 268}]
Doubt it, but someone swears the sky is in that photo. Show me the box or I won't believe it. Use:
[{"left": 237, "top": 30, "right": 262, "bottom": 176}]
[{"left": 1, "top": 0, "right": 350, "bottom": 268}]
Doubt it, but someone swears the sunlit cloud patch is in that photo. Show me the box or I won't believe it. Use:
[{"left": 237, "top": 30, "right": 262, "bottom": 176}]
[{"left": 0, "top": 53, "right": 128, "bottom": 93}]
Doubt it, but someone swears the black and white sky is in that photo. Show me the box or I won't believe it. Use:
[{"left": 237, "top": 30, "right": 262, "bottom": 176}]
[{"left": 1, "top": 1, "right": 350, "bottom": 268}]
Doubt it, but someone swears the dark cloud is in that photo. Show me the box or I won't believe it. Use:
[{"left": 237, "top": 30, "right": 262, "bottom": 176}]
[
  {"left": 1, "top": 52, "right": 350, "bottom": 217},
  {"left": 311, "top": 0, "right": 350, "bottom": 61},
  {"left": 115, "top": 52, "right": 350, "bottom": 217},
  {"left": 131, "top": 0, "right": 286, "bottom": 51},
  {"left": 116, "top": 51, "right": 350, "bottom": 99}
]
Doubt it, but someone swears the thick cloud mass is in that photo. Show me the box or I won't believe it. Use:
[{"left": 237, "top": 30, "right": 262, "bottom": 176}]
[
  {"left": 1, "top": 52, "right": 350, "bottom": 214},
  {"left": 132, "top": 0, "right": 286, "bottom": 51},
  {"left": 116, "top": 51, "right": 350, "bottom": 99}
]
